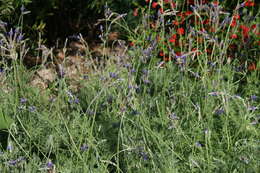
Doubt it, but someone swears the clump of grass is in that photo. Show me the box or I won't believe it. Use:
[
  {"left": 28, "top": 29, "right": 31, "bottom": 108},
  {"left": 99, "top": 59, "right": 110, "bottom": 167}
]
[{"left": 0, "top": 0, "right": 259, "bottom": 172}]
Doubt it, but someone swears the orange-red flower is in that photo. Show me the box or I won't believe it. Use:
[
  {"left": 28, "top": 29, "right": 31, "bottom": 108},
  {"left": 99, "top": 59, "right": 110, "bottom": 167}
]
[
  {"left": 172, "top": 20, "right": 179, "bottom": 26},
  {"left": 230, "top": 34, "right": 238, "bottom": 39},
  {"left": 169, "top": 34, "right": 177, "bottom": 43},
  {"left": 177, "top": 28, "right": 185, "bottom": 35},
  {"left": 152, "top": 2, "right": 159, "bottom": 8},
  {"left": 245, "top": 0, "right": 255, "bottom": 7},
  {"left": 248, "top": 63, "right": 256, "bottom": 71},
  {"left": 185, "top": 11, "right": 193, "bottom": 16},
  {"left": 240, "top": 25, "right": 250, "bottom": 38},
  {"left": 133, "top": 8, "right": 138, "bottom": 16}
]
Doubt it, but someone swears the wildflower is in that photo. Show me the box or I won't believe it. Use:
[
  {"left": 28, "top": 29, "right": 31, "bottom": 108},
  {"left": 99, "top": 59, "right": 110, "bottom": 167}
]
[
  {"left": 208, "top": 92, "right": 222, "bottom": 96},
  {"left": 169, "top": 34, "right": 177, "bottom": 43},
  {"left": 7, "top": 157, "right": 25, "bottom": 166},
  {"left": 169, "top": 113, "right": 179, "bottom": 120},
  {"left": 185, "top": 11, "right": 193, "bottom": 16},
  {"left": 8, "top": 28, "right": 13, "bottom": 37},
  {"left": 248, "top": 106, "right": 257, "bottom": 111},
  {"left": 17, "top": 33, "right": 23, "bottom": 41},
  {"left": 80, "top": 143, "right": 89, "bottom": 151},
  {"left": 143, "top": 79, "right": 151, "bottom": 84},
  {"left": 177, "top": 28, "right": 185, "bottom": 35},
  {"left": 139, "top": 151, "right": 149, "bottom": 160},
  {"left": 230, "top": 33, "right": 238, "bottom": 39},
  {"left": 130, "top": 109, "right": 140, "bottom": 116},
  {"left": 170, "top": 2, "right": 176, "bottom": 8},
  {"left": 152, "top": 2, "right": 159, "bottom": 9},
  {"left": 195, "top": 142, "right": 203, "bottom": 147},
  {"left": 46, "top": 161, "right": 54, "bottom": 169},
  {"left": 215, "top": 108, "right": 225, "bottom": 115},
  {"left": 230, "top": 18, "right": 237, "bottom": 27},
  {"left": 250, "top": 95, "right": 258, "bottom": 101},
  {"left": 69, "top": 98, "right": 79, "bottom": 104},
  {"left": 133, "top": 8, "right": 138, "bottom": 16},
  {"left": 240, "top": 25, "right": 250, "bottom": 38},
  {"left": 109, "top": 72, "right": 119, "bottom": 79},
  {"left": 28, "top": 106, "right": 36, "bottom": 112},
  {"left": 142, "top": 69, "right": 148, "bottom": 75},
  {"left": 20, "top": 98, "right": 27, "bottom": 104},
  {"left": 7, "top": 144, "right": 13, "bottom": 151},
  {"left": 245, "top": 0, "right": 255, "bottom": 7},
  {"left": 248, "top": 63, "right": 256, "bottom": 71},
  {"left": 83, "top": 75, "right": 88, "bottom": 79},
  {"left": 129, "top": 42, "right": 134, "bottom": 47}
]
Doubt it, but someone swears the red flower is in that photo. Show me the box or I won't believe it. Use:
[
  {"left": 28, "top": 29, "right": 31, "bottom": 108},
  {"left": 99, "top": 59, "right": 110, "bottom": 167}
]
[
  {"left": 172, "top": 20, "right": 179, "bottom": 26},
  {"left": 185, "top": 11, "right": 193, "bottom": 16},
  {"left": 133, "top": 8, "right": 138, "bottom": 16},
  {"left": 175, "top": 52, "right": 182, "bottom": 56},
  {"left": 129, "top": 42, "right": 134, "bottom": 47},
  {"left": 240, "top": 25, "right": 250, "bottom": 38},
  {"left": 234, "top": 14, "right": 240, "bottom": 20},
  {"left": 169, "top": 34, "right": 177, "bottom": 43},
  {"left": 203, "top": 19, "right": 210, "bottom": 25},
  {"left": 187, "top": 0, "right": 195, "bottom": 4},
  {"left": 230, "top": 18, "right": 237, "bottom": 27},
  {"left": 159, "top": 51, "right": 164, "bottom": 57},
  {"left": 163, "top": 56, "right": 171, "bottom": 62},
  {"left": 152, "top": 2, "right": 159, "bottom": 8},
  {"left": 248, "top": 63, "right": 256, "bottom": 71},
  {"left": 171, "top": 2, "right": 176, "bottom": 8},
  {"left": 251, "top": 24, "right": 257, "bottom": 30},
  {"left": 230, "top": 34, "right": 238, "bottom": 39},
  {"left": 212, "top": 1, "right": 219, "bottom": 6},
  {"left": 245, "top": 0, "right": 255, "bottom": 7},
  {"left": 145, "top": 0, "right": 150, "bottom": 3},
  {"left": 177, "top": 28, "right": 185, "bottom": 35},
  {"left": 159, "top": 8, "right": 163, "bottom": 14}
]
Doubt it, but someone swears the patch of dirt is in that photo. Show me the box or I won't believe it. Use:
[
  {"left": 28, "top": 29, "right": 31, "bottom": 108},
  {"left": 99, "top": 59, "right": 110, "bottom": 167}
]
[{"left": 27, "top": 33, "right": 128, "bottom": 92}]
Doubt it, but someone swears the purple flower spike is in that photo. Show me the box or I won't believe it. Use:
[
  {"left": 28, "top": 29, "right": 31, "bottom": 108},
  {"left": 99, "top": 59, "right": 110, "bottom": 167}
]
[
  {"left": 248, "top": 106, "right": 257, "bottom": 111},
  {"left": 46, "top": 161, "right": 54, "bottom": 169},
  {"left": 109, "top": 72, "right": 118, "bottom": 79},
  {"left": 250, "top": 95, "right": 258, "bottom": 101},
  {"left": 28, "top": 106, "right": 36, "bottom": 112},
  {"left": 80, "top": 143, "right": 89, "bottom": 151},
  {"left": 215, "top": 109, "right": 225, "bottom": 116},
  {"left": 139, "top": 151, "right": 149, "bottom": 160}
]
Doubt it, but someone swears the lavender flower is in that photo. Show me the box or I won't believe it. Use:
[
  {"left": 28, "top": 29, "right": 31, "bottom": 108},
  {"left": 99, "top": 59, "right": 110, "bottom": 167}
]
[
  {"left": 28, "top": 106, "right": 36, "bottom": 112},
  {"left": 20, "top": 98, "right": 27, "bottom": 104},
  {"left": 109, "top": 72, "right": 119, "bottom": 79},
  {"left": 250, "top": 95, "right": 258, "bottom": 101},
  {"left": 195, "top": 142, "right": 203, "bottom": 147},
  {"left": 130, "top": 109, "right": 140, "bottom": 116},
  {"left": 142, "top": 69, "right": 148, "bottom": 76},
  {"left": 7, "top": 157, "right": 25, "bottom": 166},
  {"left": 8, "top": 28, "right": 13, "bottom": 37},
  {"left": 46, "top": 161, "right": 54, "bottom": 169},
  {"left": 215, "top": 108, "right": 225, "bottom": 116},
  {"left": 248, "top": 106, "right": 257, "bottom": 111},
  {"left": 17, "top": 33, "right": 23, "bottom": 42},
  {"left": 7, "top": 144, "right": 13, "bottom": 151},
  {"left": 139, "top": 151, "right": 149, "bottom": 160},
  {"left": 80, "top": 143, "right": 89, "bottom": 151},
  {"left": 169, "top": 113, "right": 179, "bottom": 120}
]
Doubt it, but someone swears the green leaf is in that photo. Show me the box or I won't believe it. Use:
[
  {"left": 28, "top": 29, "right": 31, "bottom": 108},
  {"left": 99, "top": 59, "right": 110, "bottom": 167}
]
[{"left": 0, "top": 110, "right": 13, "bottom": 130}]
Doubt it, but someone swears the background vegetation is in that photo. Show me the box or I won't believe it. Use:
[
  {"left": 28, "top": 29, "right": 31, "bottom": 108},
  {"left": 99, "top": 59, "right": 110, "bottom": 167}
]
[{"left": 0, "top": 0, "right": 259, "bottom": 172}]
